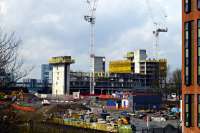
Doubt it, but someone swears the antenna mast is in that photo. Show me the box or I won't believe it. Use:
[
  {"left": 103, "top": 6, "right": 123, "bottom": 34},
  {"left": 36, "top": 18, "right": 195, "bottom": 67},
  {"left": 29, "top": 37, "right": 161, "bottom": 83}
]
[{"left": 84, "top": 0, "right": 98, "bottom": 94}]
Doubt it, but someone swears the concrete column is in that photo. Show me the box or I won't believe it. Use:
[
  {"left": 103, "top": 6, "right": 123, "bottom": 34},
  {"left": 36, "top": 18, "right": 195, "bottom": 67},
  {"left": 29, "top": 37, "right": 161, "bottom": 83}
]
[{"left": 65, "top": 64, "right": 70, "bottom": 95}]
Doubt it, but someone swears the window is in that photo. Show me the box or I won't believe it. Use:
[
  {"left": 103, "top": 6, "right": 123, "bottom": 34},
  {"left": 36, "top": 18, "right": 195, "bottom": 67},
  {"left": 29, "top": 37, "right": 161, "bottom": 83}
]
[
  {"left": 198, "top": 0, "right": 200, "bottom": 10},
  {"left": 185, "top": 0, "right": 191, "bottom": 13},
  {"left": 186, "top": 49, "right": 189, "bottom": 58},
  {"left": 185, "top": 22, "right": 192, "bottom": 86},
  {"left": 199, "top": 47, "right": 200, "bottom": 56},
  {"left": 186, "top": 67, "right": 189, "bottom": 76},
  {"left": 198, "top": 95, "right": 200, "bottom": 127},
  {"left": 198, "top": 29, "right": 200, "bottom": 38},
  {"left": 185, "top": 94, "right": 191, "bottom": 127},
  {"left": 198, "top": 20, "right": 200, "bottom": 84},
  {"left": 198, "top": 66, "right": 200, "bottom": 75}
]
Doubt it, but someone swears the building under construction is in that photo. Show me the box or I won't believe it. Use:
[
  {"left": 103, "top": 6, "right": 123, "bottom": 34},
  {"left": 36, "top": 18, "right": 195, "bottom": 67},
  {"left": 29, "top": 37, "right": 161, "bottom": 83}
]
[
  {"left": 18, "top": 50, "right": 166, "bottom": 94},
  {"left": 109, "top": 49, "right": 167, "bottom": 88},
  {"left": 69, "top": 71, "right": 147, "bottom": 94}
]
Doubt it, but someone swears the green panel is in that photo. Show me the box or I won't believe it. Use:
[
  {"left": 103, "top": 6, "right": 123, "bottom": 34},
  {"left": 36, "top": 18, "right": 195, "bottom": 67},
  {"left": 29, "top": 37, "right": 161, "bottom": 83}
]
[
  {"left": 185, "top": 95, "right": 191, "bottom": 127},
  {"left": 198, "top": 66, "right": 200, "bottom": 76},
  {"left": 198, "top": 29, "right": 200, "bottom": 37}
]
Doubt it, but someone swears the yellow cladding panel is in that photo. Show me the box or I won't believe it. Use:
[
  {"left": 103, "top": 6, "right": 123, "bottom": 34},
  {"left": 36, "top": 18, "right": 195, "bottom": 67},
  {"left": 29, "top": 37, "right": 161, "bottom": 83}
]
[
  {"left": 49, "top": 56, "right": 75, "bottom": 64},
  {"left": 109, "top": 60, "right": 132, "bottom": 73}
]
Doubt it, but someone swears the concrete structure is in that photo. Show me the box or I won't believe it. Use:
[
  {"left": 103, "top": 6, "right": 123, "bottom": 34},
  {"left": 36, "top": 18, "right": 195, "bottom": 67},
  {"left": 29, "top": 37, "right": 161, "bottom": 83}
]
[
  {"left": 18, "top": 71, "right": 145, "bottom": 94},
  {"left": 49, "top": 56, "right": 74, "bottom": 95},
  {"left": 133, "top": 49, "right": 147, "bottom": 73},
  {"left": 41, "top": 64, "right": 53, "bottom": 84},
  {"left": 94, "top": 56, "right": 105, "bottom": 73},
  {"left": 70, "top": 71, "right": 146, "bottom": 94},
  {"left": 182, "top": 0, "right": 200, "bottom": 132}
]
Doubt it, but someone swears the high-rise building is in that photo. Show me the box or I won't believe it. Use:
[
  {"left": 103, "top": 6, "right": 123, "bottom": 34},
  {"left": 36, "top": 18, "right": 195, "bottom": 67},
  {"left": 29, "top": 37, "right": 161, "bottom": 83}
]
[
  {"left": 94, "top": 56, "right": 105, "bottom": 73},
  {"left": 182, "top": 0, "right": 200, "bottom": 132},
  {"left": 41, "top": 64, "right": 53, "bottom": 84}
]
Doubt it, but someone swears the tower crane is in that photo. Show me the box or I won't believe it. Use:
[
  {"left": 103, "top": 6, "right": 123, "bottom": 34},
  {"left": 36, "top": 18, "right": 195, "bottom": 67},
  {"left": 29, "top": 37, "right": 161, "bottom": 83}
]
[
  {"left": 84, "top": 0, "right": 99, "bottom": 94},
  {"left": 153, "top": 23, "right": 168, "bottom": 59},
  {"left": 145, "top": 0, "right": 168, "bottom": 59}
]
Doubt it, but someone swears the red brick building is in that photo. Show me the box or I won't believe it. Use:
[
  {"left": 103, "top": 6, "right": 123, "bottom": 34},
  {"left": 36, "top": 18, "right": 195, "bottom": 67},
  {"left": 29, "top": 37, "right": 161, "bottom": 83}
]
[{"left": 182, "top": 0, "right": 200, "bottom": 132}]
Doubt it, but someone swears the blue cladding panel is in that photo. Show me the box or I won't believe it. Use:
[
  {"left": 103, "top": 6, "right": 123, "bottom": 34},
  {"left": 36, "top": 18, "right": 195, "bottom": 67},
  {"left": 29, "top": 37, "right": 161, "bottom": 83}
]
[{"left": 133, "top": 95, "right": 162, "bottom": 110}]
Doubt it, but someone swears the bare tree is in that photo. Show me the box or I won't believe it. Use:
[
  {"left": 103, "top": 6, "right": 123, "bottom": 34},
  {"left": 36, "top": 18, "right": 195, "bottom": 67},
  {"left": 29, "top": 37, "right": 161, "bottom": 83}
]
[
  {"left": 0, "top": 30, "right": 33, "bottom": 88},
  {"left": 171, "top": 69, "right": 181, "bottom": 88},
  {"left": 171, "top": 69, "right": 181, "bottom": 97},
  {"left": 168, "top": 68, "right": 182, "bottom": 97}
]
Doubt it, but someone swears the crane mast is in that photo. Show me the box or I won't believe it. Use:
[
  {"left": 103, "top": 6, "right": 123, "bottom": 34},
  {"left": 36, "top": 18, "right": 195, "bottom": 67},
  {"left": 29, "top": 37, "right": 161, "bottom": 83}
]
[{"left": 84, "top": 0, "right": 98, "bottom": 94}]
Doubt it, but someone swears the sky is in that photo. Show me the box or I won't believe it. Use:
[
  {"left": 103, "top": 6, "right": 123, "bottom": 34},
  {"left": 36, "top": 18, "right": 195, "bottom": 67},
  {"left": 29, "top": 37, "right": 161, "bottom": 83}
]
[{"left": 0, "top": 0, "right": 181, "bottom": 79}]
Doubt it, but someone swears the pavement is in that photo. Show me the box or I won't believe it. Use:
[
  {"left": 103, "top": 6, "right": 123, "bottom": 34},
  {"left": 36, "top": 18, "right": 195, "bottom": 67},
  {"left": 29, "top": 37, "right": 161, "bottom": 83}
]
[{"left": 131, "top": 117, "right": 180, "bottom": 131}]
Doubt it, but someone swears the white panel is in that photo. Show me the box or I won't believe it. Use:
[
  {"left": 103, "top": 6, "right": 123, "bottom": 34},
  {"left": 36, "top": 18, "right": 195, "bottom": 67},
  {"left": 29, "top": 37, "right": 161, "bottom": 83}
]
[{"left": 52, "top": 65, "right": 65, "bottom": 95}]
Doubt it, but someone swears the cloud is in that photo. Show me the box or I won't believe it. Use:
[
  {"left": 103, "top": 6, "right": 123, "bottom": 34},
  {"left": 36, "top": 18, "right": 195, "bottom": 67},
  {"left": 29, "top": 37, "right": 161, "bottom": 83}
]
[
  {"left": 0, "top": 0, "right": 181, "bottom": 78},
  {"left": 0, "top": 1, "right": 7, "bottom": 16},
  {"left": 32, "top": 14, "right": 62, "bottom": 24}
]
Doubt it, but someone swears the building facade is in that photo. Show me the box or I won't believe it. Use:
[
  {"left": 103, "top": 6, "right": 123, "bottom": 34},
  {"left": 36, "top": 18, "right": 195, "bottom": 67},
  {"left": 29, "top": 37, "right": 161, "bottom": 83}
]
[
  {"left": 182, "top": 0, "right": 200, "bottom": 132},
  {"left": 41, "top": 64, "right": 53, "bottom": 84},
  {"left": 109, "top": 49, "right": 167, "bottom": 88},
  {"left": 94, "top": 56, "right": 106, "bottom": 73}
]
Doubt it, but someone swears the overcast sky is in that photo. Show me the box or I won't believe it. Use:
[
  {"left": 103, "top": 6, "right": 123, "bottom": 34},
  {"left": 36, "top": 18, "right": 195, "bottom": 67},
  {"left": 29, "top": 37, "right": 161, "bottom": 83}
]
[{"left": 0, "top": 0, "right": 181, "bottom": 79}]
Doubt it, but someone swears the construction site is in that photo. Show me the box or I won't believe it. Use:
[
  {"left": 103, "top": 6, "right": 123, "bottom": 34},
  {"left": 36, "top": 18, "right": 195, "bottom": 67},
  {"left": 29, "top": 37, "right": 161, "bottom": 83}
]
[
  {"left": 0, "top": 0, "right": 183, "bottom": 133},
  {"left": 0, "top": 87, "right": 182, "bottom": 133}
]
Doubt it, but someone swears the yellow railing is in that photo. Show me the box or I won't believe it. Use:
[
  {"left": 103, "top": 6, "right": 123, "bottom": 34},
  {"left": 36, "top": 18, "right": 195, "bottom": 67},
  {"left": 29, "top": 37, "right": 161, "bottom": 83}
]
[
  {"left": 49, "top": 56, "right": 75, "bottom": 64},
  {"left": 52, "top": 118, "right": 118, "bottom": 132}
]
